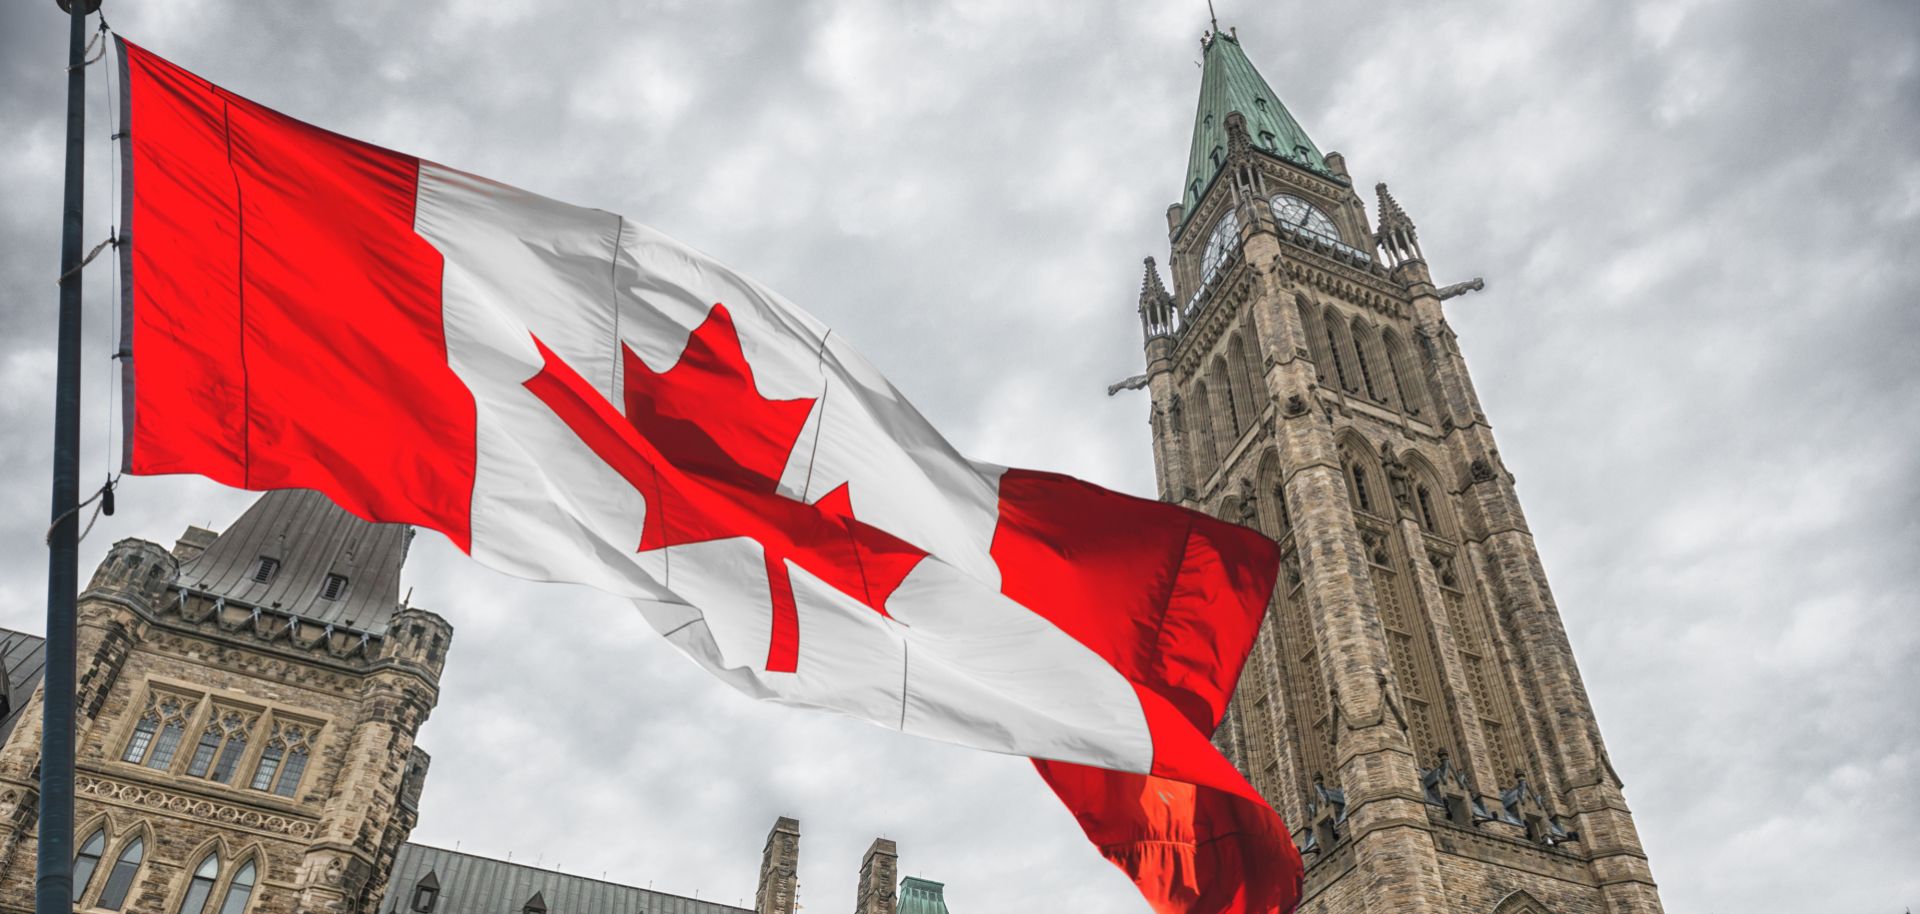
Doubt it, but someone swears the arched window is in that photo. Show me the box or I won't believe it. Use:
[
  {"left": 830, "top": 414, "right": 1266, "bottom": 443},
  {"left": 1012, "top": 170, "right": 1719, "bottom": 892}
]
[
  {"left": 1189, "top": 382, "right": 1219, "bottom": 482},
  {"left": 73, "top": 828, "right": 106, "bottom": 899},
  {"left": 1209, "top": 357, "right": 1240, "bottom": 440},
  {"left": 1350, "top": 318, "right": 1385, "bottom": 403},
  {"left": 1297, "top": 298, "right": 1331, "bottom": 383},
  {"left": 1327, "top": 313, "right": 1363, "bottom": 394},
  {"left": 178, "top": 853, "right": 219, "bottom": 914},
  {"left": 1382, "top": 330, "right": 1428, "bottom": 416},
  {"left": 96, "top": 836, "right": 145, "bottom": 910},
  {"left": 1348, "top": 461, "right": 1374, "bottom": 514},
  {"left": 1227, "top": 334, "right": 1259, "bottom": 430},
  {"left": 1416, "top": 485, "right": 1440, "bottom": 533},
  {"left": 216, "top": 860, "right": 257, "bottom": 914}
]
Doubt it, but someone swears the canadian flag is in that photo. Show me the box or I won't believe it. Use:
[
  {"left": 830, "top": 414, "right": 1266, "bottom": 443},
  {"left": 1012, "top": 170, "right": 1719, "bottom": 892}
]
[{"left": 114, "top": 39, "right": 1302, "bottom": 913}]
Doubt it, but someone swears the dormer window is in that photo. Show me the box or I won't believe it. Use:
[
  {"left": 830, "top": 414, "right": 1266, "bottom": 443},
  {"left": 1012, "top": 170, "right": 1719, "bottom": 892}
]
[
  {"left": 410, "top": 871, "right": 440, "bottom": 912},
  {"left": 522, "top": 891, "right": 548, "bottom": 914},
  {"left": 320, "top": 573, "right": 349, "bottom": 601},
  {"left": 250, "top": 556, "right": 280, "bottom": 584}
]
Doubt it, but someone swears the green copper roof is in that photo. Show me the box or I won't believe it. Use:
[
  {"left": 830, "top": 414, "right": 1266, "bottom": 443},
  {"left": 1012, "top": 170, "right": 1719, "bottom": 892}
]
[
  {"left": 898, "top": 877, "right": 951, "bottom": 914},
  {"left": 1181, "top": 29, "right": 1327, "bottom": 217}
]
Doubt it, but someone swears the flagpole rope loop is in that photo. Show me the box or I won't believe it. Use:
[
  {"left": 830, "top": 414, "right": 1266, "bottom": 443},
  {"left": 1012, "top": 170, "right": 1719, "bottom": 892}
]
[
  {"left": 45, "top": 475, "right": 119, "bottom": 547},
  {"left": 54, "top": 231, "right": 116, "bottom": 285},
  {"left": 66, "top": 31, "right": 104, "bottom": 72}
]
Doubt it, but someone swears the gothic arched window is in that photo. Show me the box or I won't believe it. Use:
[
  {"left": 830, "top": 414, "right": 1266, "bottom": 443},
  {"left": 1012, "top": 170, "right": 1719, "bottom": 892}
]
[
  {"left": 1324, "top": 309, "right": 1359, "bottom": 393},
  {"left": 1209, "top": 357, "right": 1241, "bottom": 440},
  {"left": 1351, "top": 319, "right": 1385, "bottom": 404},
  {"left": 216, "top": 860, "right": 257, "bottom": 914},
  {"left": 73, "top": 828, "right": 106, "bottom": 900},
  {"left": 1189, "top": 382, "right": 1220, "bottom": 482},
  {"left": 178, "top": 853, "right": 219, "bottom": 914},
  {"left": 1381, "top": 330, "right": 1426, "bottom": 416},
  {"left": 1416, "top": 485, "right": 1440, "bottom": 533},
  {"left": 1297, "top": 297, "right": 1331, "bottom": 383},
  {"left": 1227, "top": 334, "right": 1259, "bottom": 431},
  {"left": 1348, "top": 461, "right": 1374, "bottom": 514},
  {"left": 96, "top": 835, "right": 145, "bottom": 911}
]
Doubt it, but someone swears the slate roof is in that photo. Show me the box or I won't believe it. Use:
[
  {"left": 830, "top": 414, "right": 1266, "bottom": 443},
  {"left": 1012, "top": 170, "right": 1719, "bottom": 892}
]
[
  {"left": 898, "top": 876, "right": 951, "bottom": 914},
  {"left": 0, "top": 628, "right": 47, "bottom": 749},
  {"left": 1181, "top": 28, "right": 1329, "bottom": 219},
  {"left": 176, "top": 489, "right": 413, "bottom": 635},
  {"left": 380, "top": 843, "right": 752, "bottom": 914}
]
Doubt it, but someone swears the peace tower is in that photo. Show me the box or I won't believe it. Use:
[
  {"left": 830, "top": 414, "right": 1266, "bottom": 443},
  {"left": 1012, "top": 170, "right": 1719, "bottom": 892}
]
[{"left": 1127, "top": 26, "right": 1664, "bottom": 914}]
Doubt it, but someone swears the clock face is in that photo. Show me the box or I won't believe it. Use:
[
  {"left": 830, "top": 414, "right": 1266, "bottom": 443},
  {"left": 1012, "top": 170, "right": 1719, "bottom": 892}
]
[
  {"left": 1270, "top": 193, "right": 1340, "bottom": 241},
  {"left": 1201, "top": 209, "right": 1241, "bottom": 283}
]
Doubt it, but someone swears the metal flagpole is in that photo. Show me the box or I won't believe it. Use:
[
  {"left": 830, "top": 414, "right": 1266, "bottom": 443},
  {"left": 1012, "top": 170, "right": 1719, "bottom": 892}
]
[{"left": 41, "top": 0, "right": 99, "bottom": 912}]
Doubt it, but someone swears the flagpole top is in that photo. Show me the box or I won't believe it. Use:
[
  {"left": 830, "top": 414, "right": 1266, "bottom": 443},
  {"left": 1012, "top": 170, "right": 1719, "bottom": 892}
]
[{"left": 56, "top": 0, "right": 102, "bottom": 13}]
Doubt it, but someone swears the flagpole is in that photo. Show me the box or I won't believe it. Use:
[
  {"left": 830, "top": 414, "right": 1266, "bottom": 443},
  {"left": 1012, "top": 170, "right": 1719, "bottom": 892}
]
[{"left": 40, "top": 1, "right": 97, "bottom": 912}]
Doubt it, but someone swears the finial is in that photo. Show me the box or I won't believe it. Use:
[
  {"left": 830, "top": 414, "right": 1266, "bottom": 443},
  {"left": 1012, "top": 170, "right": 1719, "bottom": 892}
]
[
  {"left": 1137, "top": 257, "right": 1176, "bottom": 340},
  {"left": 1373, "top": 182, "right": 1424, "bottom": 266},
  {"left": 1207, "top": 0, "right": 1220, "bottom": 35}
]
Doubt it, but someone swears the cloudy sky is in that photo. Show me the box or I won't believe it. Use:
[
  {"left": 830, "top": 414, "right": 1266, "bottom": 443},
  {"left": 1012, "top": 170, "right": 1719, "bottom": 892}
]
[{"left": 3, "top": 1, "right": 1917, "bottom": 911}]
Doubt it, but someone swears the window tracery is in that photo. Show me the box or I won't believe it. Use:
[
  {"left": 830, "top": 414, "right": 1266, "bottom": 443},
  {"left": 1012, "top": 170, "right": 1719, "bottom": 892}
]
[
  {"left": 186, "top": 706, "right": 259, "bottom": 783},
  {"left": 251, "top": 718, "right": 316, "bottom": 798},
  {"left": 123, "top": 690, "right": 193, "bottom": 770}
]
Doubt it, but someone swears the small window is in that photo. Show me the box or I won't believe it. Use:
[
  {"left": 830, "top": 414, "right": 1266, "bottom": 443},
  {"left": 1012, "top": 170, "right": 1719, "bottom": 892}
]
[
  {"left": 1416, "top": 486, "right": 1439, "bottom": 533},
  {"left": 1254, "top": 97, "right": 1269, "bottom": 111},
  {"left": 96, "top": 836, "right": 145, "bottom": 910},
  {"left": 410, "top": 873, "right": 440, "bottom": 913},
  {"left": 1259, "top": 131, "right": 1276, "bottom": 148},
  {"left": 320, "top": 574, "right": 349, "bottom": 601},
  {"left": 250, "top": 556, "right": 279, "bottom": 584}
]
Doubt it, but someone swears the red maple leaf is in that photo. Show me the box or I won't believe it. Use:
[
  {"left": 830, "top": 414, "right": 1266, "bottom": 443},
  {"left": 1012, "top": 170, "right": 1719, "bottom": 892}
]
[{"left": 523, "top": 304, "right": 925, "bottom": 672}]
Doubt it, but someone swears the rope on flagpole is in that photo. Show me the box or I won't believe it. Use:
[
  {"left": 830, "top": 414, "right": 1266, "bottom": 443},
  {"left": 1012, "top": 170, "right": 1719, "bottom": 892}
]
[
  {"left": 44, "top": 475, "right": 117, "bottom": 546},
  {"left": 54, "top": 232, "right": 115, "bottom": 284}
]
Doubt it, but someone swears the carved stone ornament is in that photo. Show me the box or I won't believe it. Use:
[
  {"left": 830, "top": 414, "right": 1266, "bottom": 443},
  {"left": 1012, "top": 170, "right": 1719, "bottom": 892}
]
[
  {"left": 1282, "top": 394, "right": 1309, "bottom": 418},
  {"left": 77, "top": 774, "right": 317, "bottom": 839},
  {"left": 1235, "top": 477, "right": 1259, "bottom": 525},
  {"left": 1470, "top": 457, "right": 1496, "bottom": 482}
]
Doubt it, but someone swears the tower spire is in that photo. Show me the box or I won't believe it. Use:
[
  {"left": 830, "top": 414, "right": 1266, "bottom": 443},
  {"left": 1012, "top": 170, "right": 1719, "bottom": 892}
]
[
  {"left": 1180, "top": 27, "right": 1329, "bottom": 219},
  {"left": 1207, "top": 0, "right": 1220, "bottom": 35}
]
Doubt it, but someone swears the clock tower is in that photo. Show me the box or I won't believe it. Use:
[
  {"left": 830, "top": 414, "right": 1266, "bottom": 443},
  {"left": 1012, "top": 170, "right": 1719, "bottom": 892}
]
[{"left": 1130, "top": 25, "right": 1664, "bottom": 914}]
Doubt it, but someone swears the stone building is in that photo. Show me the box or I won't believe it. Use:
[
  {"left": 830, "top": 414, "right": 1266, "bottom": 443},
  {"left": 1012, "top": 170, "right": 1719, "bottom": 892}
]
[
  {"left": 1126, "top": 24, "right": 1663, "bottom": 914},
  {"left": 0, "top": 492, "right": 945, "bottom": 914},
  {"left": 0, "top": 490, "right": 448, "bottom": 914}
]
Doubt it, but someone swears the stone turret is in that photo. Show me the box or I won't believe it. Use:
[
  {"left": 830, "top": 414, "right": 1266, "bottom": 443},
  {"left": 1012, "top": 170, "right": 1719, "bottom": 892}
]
[
  {"left": 852, "top": 838, "right": 898, "bottom": 914},
  {"left": 754, "top": 816, "right": 801, "bottom": 914}
]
